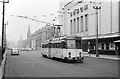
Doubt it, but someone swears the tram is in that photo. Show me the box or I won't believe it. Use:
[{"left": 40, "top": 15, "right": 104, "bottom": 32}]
[{"left": 41, "top": 35, "right": 84, "bottom": 62}]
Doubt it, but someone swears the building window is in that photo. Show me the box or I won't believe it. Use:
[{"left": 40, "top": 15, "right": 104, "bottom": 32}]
[
  {"left": 70, "top": 20, "right": 72, "bottom": 34},
  {"left": 70, "top": 12, "right": 72, "bottom": 17},
  {"left": 85, "top": 14, "right": 88, "bottom": 32},
  {"left": 80, "top": 7, "right": 83, "bottom": 12},
  {"left": 84, "top": 4, "right": 88, "bottom": 10},
  {"left": 77, "top": 17, "right": 79, "bottom": 33},
  {"left": 81, "top": 16, "right": 83, "bottom": 32},
  {"left": 74, "top": 19, "right": 76, "bottom": 34},
  {"left": 77, "top": 9, "right": 79, "bottom": 14}
]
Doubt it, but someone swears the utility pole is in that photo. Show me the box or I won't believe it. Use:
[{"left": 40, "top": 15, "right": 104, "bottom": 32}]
[
  {"left": 1, "top": 0, "right": 9, "bottom": 60},
  {"left": 93, "top": 3, "right": 101, "bottom": 57},
  {"left": 1, "top": 0, "right": 5, "bottom": 60}
]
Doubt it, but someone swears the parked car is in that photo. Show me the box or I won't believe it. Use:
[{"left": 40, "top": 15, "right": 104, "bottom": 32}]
[{"left": 11, "top": 48, "right": 19, "bottom": 55}]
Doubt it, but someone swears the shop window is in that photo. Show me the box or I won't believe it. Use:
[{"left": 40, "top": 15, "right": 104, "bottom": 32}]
[
  {"left": 101, "top": 43, "right": 104, "bottom": 50},
  {"left": 106, "top": 43, "right": 109, "bottom": 50},
  {"left": 98, "top": 43, "right": 101, "bottom": 50},
  {"left": 110, "top": 43, "right": 115, "bottom": 50}
]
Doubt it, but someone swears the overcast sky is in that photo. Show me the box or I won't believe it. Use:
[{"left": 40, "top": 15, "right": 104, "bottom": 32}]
[{"left": 0, "top": 0, "right": 60, "bottom": 42}]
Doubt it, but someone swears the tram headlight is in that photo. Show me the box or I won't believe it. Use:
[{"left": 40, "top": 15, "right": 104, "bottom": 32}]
[
  {"left": 68, "top": 52, "right": 71, "bottom": 58},
  {"left": 79, "top": 52, "right": 81, "bottom": 57}
]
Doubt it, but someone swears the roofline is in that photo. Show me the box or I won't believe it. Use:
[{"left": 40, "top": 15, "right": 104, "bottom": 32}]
[{"left": 64, "top": 0, "right": 74, "bottom": 7}]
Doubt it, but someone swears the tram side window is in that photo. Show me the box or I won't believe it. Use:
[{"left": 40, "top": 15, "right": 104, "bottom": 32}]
[
  {"left": 45, "top": 44, "right": 48, "bottom": 48},
  {"left": 53, "top": 43, "right": 55, "bottom": 48},
  {"left": 59, "top": 43, "right": 62, "bottom": 48},
  {"left": 51, "top": 43, "right": 53, "bottom": 48},
  {"left": 56, "top": 43, "right": 58, "bottom": 48},
  {"left": 61, "top": 41, "right": 67, "bottom": 48},
  {"left": 42, "top": 44, "right": 44, "bottom": 48},
  {"left": 45, "top": 44, "right": 46, "bottom": 48},
  {"left": 57, "top": 43, "right": 61, "bottom": 48},
  {"left": 49, "top": 43, "right": 52, "bottom": 48}
]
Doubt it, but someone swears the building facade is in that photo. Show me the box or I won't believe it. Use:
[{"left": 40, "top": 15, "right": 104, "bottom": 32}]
[
  {"left": 30, "top": 24, "right": 55, "bottom": 50},
  {"left": 31, "top": 29, "right": 42, "bottom": 50},
  {"left": 41, "top": 24, "right": 55, "bottom": 43},
  {"left": 61, "top": 0, "right": 120, "bottom": 55}
]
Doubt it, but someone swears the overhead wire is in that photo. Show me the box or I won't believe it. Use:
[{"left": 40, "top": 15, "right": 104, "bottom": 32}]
[{"left": 1, "top": 1, "right": 119, "bottom": 24}]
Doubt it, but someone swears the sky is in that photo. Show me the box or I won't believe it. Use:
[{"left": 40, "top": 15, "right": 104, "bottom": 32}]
[{"left": 0, "top": 0, "right": 60, "bottom": 43}]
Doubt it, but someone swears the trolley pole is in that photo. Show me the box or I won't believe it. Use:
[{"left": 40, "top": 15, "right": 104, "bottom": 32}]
[{"left": 93, "top": 3, "right": 101, "bottom": 57}]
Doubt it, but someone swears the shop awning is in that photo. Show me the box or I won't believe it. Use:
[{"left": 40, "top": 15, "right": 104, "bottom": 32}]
[{"left": 114, "top": 40, "right": 120, "bottom": 42}]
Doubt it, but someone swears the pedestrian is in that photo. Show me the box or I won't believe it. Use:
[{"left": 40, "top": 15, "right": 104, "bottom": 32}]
[{"left": 88, "top": 48, "right": 91, "bottom": 57}]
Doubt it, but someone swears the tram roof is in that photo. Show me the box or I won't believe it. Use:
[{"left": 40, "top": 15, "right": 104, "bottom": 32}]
[
  {"left": 50, "top": 40, "right": 65, "bottom": 43},
  {"left": 52, "top": 35, "right": 81, "bottom": 41}
]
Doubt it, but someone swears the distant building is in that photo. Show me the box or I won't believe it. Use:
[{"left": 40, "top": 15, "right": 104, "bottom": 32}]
[
  {"left": 61, "top": 0, "right": 120, "bottom": 55},
  {"left": 26, "top": 25, "right": 32, "bottom": 48},
  {"left": 41, "top": 24, "right": 54, "bottom": 43},
  {"left": 22, "top": 25, "right": 32, "bottom": 48},
  {"left": 31, "top": 29, "right": 42, "bottom": 50}
]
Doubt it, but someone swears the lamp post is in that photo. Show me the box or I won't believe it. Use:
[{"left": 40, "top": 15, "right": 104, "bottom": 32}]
[
  {"left": 93, "top": 2, "right": 101, "bottom": 57},
  {"left": 0, "top": 0, "right": 9, "bottom": 60}
]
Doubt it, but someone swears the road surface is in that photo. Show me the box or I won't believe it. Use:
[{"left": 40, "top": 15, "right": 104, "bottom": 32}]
[{"left": 4, "top": 50, "right": 119, "bottom": 77}]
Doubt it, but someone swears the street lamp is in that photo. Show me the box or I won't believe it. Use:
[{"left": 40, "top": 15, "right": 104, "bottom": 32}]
[
  {"left": 0, "top": 0, "right": 9, "bottom": 60},
  {"left": 93, "top": 2, "right": 101, "bottom": 57}
]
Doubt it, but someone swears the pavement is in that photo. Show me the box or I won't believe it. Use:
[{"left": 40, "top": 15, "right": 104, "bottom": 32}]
[
  {"left": 0, "top": 51, "right": 6, "bottom": 79},
  {"left": 83, "top": 52, "right": 120, "bottom": 61}
]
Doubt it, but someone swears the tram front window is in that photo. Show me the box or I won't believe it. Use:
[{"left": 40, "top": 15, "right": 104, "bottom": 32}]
[
  {"left": 76, "top": 40, "right": 82, "bottom": 49},
  {"left": 67, "top": 40, "right": 76, "bottom": 49}
]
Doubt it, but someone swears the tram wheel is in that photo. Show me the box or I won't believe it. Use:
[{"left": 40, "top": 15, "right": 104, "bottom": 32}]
[{"left": 64, "top": 57, "right": 70, "bottom": 63}]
